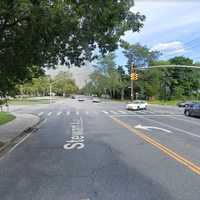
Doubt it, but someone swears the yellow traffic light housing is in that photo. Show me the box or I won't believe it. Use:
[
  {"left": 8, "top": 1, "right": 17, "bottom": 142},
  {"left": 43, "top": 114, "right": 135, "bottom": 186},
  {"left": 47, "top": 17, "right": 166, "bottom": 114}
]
[
  {"left": 131, "top": 72, "right": 138, "bottom": 80},
  {"left": 134, "top": 73, "right": 138, "bottom": 80}
]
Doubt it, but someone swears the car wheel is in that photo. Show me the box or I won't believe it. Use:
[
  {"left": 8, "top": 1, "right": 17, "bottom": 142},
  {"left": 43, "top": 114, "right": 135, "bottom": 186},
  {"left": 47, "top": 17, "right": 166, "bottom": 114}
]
[{"left": 185, "top": 110, "right": 190, "bottom": 116}]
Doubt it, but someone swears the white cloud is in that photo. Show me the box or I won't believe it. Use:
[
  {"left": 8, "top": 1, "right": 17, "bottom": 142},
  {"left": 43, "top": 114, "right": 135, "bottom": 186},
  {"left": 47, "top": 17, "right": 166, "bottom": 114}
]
[{"left": 151, "top": 41, "right": 185, "bottom": 54}]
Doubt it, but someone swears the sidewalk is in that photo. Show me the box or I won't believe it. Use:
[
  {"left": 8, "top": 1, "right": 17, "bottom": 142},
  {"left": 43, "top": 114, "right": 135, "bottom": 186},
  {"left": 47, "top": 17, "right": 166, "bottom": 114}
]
[{"left": 0, "top": 113, "right": 40, "bottom": 150}]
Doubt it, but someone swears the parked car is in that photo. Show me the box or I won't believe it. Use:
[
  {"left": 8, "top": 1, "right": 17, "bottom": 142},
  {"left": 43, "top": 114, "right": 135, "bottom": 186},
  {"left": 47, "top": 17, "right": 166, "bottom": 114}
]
[
  {"left": 184, "top": 103, "right": 200, "bottom": 117},
  {"left": 71, "top": 95, "right": 76, "bottom": 99},
  {"left": 177, "top": 101, "right": 195, "bottom": 107},
  {"left": 92, "top": 98, "right": 101, "bottom": 103},
  {"left": 126, "top": 100, "right": 148, "bottom": 110}
]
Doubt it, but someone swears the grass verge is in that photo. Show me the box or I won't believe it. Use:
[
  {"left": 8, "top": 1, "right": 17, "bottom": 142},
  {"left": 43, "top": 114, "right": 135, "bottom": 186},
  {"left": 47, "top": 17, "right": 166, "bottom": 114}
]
[
  {"left": 148, "top": 100, "right": 180, "bottom": 106},
  {"left": 0, "top": 112, "right": 16, "bottom": 125},
  {"left": 9, "top": 99, "right": 50, "bottom": 105}
]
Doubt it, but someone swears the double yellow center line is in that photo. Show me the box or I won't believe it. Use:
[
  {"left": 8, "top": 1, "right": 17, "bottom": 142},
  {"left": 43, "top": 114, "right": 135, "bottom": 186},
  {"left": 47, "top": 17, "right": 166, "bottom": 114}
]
[{"left": 111, "top": 116, "right": 200, "bottom": 176}]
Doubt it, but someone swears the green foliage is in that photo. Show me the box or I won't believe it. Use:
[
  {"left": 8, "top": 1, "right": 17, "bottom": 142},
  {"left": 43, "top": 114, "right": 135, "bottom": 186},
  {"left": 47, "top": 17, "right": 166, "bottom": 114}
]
[
  {"left": 169, "top": 56, "right": 193, "bottom": 66},
  {"left": 120, "top": 40, "right": 160, "bottom": 73},
  {"left": 52, "top": 72, "right": 78, "bottom": 96},
  {"left": 0, "top": 0, "right": 145, "bottom": 94}
]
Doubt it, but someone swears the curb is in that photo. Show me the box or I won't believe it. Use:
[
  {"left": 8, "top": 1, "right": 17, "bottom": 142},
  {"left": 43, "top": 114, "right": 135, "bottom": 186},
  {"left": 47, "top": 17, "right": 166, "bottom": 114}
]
[{"left": 0, "top": 114, "right": 42, "bottom": 156}]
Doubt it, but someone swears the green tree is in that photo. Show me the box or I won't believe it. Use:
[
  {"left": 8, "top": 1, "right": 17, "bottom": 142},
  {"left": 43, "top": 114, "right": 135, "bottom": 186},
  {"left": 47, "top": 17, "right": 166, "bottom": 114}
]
[
  {"left": 0, "top": 0, "right": 145, "bottom": 95},
  {"left": 52, "top": 72, "right": 78, "bottom": 96},
  {"left": 120, "top": 41, "right": 160, "bottom": 73}
]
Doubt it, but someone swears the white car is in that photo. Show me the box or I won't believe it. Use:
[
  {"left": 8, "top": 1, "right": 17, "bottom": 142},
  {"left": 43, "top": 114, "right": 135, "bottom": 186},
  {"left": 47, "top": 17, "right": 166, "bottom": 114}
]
[{"left": 126, "top": 100, "right": 148, "bottom": 110}]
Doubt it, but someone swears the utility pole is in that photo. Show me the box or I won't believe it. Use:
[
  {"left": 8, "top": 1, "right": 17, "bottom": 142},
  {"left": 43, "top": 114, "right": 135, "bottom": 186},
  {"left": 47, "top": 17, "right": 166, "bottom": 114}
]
[{"left": 49, "top": 78, "right": 52, "bottom": 104}]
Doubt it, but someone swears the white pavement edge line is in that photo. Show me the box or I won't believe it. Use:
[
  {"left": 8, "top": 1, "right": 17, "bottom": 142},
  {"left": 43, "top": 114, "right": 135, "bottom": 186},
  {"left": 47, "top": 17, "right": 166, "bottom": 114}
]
[
  {"left": 110, "top": 110, "right": 118, "bottom": 114},
  {"left": 137, "top": 115, "right": 200, "bottom": 139},
  {"left": 7, "top": 133, "right": 32, "bottom": 154},
  {"left": 114, "top": 114, "right": 182, "bottom": 117}
]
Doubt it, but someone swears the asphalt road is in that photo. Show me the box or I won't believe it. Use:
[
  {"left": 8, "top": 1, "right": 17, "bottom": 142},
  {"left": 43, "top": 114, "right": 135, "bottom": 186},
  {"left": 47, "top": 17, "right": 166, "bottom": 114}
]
[{"left": 0, "top": 98, "right": 200, "bottom": 200}]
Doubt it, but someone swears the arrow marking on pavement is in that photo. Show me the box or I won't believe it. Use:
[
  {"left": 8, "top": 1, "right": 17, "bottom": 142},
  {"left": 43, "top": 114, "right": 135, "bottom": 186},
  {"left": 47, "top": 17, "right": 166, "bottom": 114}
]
[{"left": 135, "top": 124, "right": 172, "bottom": 133}]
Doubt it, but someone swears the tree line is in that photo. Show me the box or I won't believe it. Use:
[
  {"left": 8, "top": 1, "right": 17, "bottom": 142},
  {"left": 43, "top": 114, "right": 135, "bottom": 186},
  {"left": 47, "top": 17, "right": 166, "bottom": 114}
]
[
  {"left": 17, "top": 72, "right": 78, "bottom": 97},
  {"left": 82, "top": 43, "right": 200, "bottom": 101}
]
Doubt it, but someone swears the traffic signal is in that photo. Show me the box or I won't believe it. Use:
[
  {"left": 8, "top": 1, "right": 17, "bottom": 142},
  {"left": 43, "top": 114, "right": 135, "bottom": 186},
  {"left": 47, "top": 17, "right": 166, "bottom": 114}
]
[
  {"left": 131, "top": 73, "right": 134, "bottom": 80},
  {"left": 134, "top": 73, "right": 138, "bottom": 80},
  {"left": 131, "top": 72, "right": 138, "bottom": 80}
]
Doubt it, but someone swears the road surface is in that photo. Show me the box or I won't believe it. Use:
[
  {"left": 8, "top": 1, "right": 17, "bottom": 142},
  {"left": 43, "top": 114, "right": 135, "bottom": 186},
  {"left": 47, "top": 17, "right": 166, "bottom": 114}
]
[{"left": 0, "top": 98, "right": 199, "bottom": 200}]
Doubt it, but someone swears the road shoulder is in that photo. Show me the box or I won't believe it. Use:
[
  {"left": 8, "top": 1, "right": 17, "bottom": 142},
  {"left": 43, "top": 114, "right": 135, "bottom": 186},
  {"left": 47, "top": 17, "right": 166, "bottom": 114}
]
[{"left": 0, "top": 113, "right": 40, "bottom": 153}]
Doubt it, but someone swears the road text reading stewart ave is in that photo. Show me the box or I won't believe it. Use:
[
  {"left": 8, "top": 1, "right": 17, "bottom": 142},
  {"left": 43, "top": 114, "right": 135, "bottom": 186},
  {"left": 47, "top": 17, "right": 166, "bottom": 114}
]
[{"left": 64, "top": 118, "right": 85, "bottom": 150}]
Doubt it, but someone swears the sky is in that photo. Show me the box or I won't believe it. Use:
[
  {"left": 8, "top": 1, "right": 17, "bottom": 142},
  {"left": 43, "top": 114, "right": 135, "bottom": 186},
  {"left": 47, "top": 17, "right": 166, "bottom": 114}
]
[
  {"left": 116, "top": 0, "right": 200, "bottom": 65},
  {"left": 47, "top": 0, "right": 200, "bottom": 87}
]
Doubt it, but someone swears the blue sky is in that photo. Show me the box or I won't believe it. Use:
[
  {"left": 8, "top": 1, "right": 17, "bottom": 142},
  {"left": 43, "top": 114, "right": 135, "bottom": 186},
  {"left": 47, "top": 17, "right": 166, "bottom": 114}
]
[{"left": 115, "top": 0, "right": 200, "bottom": 66}]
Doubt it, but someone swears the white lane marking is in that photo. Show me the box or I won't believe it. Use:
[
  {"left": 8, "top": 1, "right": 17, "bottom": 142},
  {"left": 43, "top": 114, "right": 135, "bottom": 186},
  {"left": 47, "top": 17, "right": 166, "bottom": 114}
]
[
  {"left": 135, "top": 110, "right": 146, "bottom": 114},
  {"left": 102, "top": 110, "right": 109, "bottom": 114},
  {"left": 137, "top": 115, "right": 200, "bottom": 139},
  {"left": 76, "top": 111, "right": 79, "bottom": 116},
  {"left": 67, "top": 111, "right": 70, "bottom": 116},
  {"left": 85, "top": 111, "right": 89, "bottom": 115},
  {"left": 115, "top": 114, "right": 182, "bottom": 117},
  {"left": 145, "top": 111, "right": 155, "bottom": 114},
  {"left": 7, "top": 133, "right": 32, "bottom": 154},
  {"left": 47, "top": 112, "right": 52, "bottom": 116},
  {"left": 135, "top": 124, "right": 172, "bottom": 133},
  {"left": 57, "top": 112, "right": 62, "bottom": 116},
  {"left": 110, "top": 110, "right": 118, "bottom": 114},
  {"left": 170, "top": 116, "right": 200, "bottom": 127},
  {"left": 38, "top": 112, "right": 44, "bottom": 116},
  {"left": 118, "top": 110, "right": 126, "bottom": 114}
]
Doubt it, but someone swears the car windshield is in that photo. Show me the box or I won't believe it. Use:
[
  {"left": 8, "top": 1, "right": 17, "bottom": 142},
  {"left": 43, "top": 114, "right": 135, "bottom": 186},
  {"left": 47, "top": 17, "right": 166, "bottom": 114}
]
[{"left": 0, "top": 1, "right": 200, "bottom": 200}]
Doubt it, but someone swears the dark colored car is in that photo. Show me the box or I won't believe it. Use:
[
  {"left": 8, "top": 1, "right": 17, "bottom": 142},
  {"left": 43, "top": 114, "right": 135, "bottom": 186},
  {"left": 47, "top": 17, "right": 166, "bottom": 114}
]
[
  {"left": 177, "top": 101, "right": 194, "bottom": 107},
  {"left": 184, "top": 103, "right": 200, "bottom": 117}
]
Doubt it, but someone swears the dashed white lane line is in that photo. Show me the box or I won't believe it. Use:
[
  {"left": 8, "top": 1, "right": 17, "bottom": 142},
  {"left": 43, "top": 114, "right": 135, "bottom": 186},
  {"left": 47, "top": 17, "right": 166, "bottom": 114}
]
[
  {"left": 102, "top": 110, "right": 109, "bottom": 114},
  {"left": 67, "top": 111, "right": 70, "bottom": 116},
  {"left": 76, "top": 111, "right": 79, "bottom": 116},
  {"left": 38, "top": 112, "right": 44, "bottom": 116},
  {"left": 85, "top": 111, "right": 89, "bottom": 115},
  {"left": 110, "top": 110, "right": 118, "bottom": 114},
  {"left": 47, "top": 112, "right": 52, "bottom": 116},
  {"left": 57, "top": 112, "right": 62, "bottom": 116},
  {"left": 118, "top": 110, "right": 127, "bottom": 114}
]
